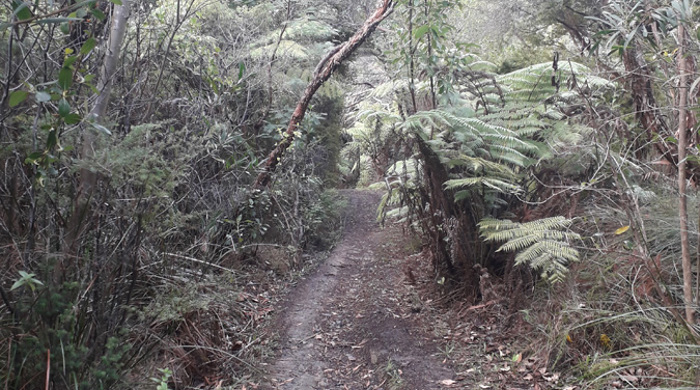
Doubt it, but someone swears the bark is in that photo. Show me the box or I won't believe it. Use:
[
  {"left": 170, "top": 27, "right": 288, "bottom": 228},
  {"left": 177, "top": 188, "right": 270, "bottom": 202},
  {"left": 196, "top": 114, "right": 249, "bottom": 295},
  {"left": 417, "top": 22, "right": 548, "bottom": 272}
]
[
  {"left": 621, "top": 48, "right": 674, "bottom": 162},
  {"left": 414, "top": 133, "right": 481, "bottom": 300},
  {"left": 253, "top": 0, "right": 396, "bottom": 189},
  {"left": 91, "top": 1, "right": 130, "bottom": 121},
  {"left": 408, "top": 4, "right": 417, "bottom": 114},
  {"left": 65, "top": 0, "right": 130, "bottom": 252},
  {"left": 676, "top": 22, "right": 695, "bottom": 324},
  {"left": 424, "top": 0, "right": 436, "bottom": 113},
  {"left": 619, "top": 37, "right": 700, "bottom": 184}
]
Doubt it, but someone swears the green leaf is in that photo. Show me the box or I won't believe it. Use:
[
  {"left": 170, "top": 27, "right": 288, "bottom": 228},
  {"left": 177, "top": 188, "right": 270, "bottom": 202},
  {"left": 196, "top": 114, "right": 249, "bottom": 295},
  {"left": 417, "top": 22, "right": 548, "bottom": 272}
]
[
  {"left": 58, "top": 67, "right": 73, "bottom": 90},
  {"left": 80, "top": 37, "right": 97, "bottom": 55},
  {"left": 238, "top": 62, "right": 246, "bottom": 80},
  {"left": 46, "top": 129, "right": 58, "bottom": 148},
  {"left": 63, "top": 55, "right": 78, "bottom": 68},
  {"left": 26, "top": 151, "right": 44, "bottom": 160},
  {"left": 413, "top": 25, "right": 430, "bottom": 40},
  {"left": 12, "top": 1, "right": 32, "bottom": 21},
  {"left": 64, "top": 113, "right": 82, "bottom": 125},
  {"left": 25, "top": 151, "right": 44, "bottom": 164},
  {"left": 9, "top": 90, "right": 29, "bottom": 107},
  {"left": 35, "top": 91, "right": 51, "bottom": 103},
  {"left": 58, "top": 99, "right": 70, "bottom": 117},
  {"left": 10, "top": 279, "right": 24, "bottom": 291},
  {"left": 109, "top": 0, "right": 123, "bottom": 4},
  {"left": 90, "top": 8, "right": 106, "bottom": 21}
]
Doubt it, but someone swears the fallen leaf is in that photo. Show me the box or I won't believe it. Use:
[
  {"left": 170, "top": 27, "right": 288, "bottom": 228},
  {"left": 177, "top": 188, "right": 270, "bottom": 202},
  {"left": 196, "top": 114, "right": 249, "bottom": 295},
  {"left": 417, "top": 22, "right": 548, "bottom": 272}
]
[
  {"left": 615, "top": 225, "right": 630, "bottom": 235},
  {"left": 440, "top": 379, "right": 456, "bottom": 385},
  {"left": 619, "top": 374, "right": 639, "bottom": 383}
]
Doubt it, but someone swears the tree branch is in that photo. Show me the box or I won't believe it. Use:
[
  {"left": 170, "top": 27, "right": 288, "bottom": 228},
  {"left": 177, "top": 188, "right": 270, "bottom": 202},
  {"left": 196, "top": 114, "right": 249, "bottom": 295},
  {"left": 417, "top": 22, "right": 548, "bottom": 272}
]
[{"left": 253, "top": 0, "right": 395, "bottom": 189}]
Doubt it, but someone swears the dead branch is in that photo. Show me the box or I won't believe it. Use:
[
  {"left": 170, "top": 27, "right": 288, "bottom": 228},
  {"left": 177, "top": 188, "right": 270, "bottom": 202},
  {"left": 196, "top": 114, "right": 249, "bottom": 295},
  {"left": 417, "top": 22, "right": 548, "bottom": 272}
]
[{"left": 253, "top": 0, "right": 396, "bottom": 189}]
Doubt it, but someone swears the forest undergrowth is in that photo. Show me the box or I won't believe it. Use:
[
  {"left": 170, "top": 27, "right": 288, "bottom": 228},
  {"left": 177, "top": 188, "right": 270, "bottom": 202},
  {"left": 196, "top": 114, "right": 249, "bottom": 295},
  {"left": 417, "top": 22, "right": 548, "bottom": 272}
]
[{"left": 2, "top": 0, "right": 700, "bottom": 389}]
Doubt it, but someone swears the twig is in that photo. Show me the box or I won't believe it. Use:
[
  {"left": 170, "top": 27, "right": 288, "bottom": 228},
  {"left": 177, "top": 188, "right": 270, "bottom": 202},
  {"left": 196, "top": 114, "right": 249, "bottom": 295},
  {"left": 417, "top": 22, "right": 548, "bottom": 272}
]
[
  {"left": 44, "top": 349, "right": 50, "bottom": 390},
  {"left": 5, "top": 1, "right": 90, "bottom": 28},
  {"left": 4, "top": 337, "right": 11, "bottom": 390},
  {"left": 163, "top": 252, "right": 239, "bottom": 275}
]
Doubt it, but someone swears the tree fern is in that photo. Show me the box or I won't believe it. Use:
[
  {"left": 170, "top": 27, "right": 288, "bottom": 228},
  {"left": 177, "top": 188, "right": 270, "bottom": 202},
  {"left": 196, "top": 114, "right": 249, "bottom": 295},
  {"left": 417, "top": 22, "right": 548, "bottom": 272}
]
[
  {"left": 479, "top": 216, "right": 582, "bottom": 283},
  {"left": 474, "top": 61, "right": 614, "bottom": 151}
]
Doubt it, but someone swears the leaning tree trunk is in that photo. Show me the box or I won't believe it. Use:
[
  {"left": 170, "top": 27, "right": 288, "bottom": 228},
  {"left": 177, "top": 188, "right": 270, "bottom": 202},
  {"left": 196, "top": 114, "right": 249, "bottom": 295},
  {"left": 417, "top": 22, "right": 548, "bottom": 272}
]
[{"left": 253, "top": 0, "right": 396, "bottom": 189}]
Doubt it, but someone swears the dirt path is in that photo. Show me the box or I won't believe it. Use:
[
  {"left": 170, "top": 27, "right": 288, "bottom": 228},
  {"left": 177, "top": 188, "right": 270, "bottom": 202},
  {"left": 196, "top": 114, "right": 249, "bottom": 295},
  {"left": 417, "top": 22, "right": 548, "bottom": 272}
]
[{"left": 263, "top": 190, "right": 456, "bottom": 389}]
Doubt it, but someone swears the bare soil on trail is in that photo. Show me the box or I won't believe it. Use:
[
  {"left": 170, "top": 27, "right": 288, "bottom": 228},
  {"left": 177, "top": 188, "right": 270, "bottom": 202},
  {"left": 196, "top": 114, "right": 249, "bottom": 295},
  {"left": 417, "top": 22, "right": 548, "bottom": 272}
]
[{"left": 262, "top": 190, "right": 457, "bottom": 390}]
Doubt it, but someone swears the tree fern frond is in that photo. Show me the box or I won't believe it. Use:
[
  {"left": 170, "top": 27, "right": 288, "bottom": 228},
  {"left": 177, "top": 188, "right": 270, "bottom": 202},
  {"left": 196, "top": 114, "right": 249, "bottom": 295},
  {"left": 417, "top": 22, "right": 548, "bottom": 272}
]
[
  {"left": 365, "top": 79, "right": 411, "bottom": 100},
  {"left": 479, "top": 216, "right": 581, "bottom": 283},
  {"left": 249, "top": 40, "right": 309, "bottom": 59},
  {"left": 490, "top": 150, "right": 529, "bottom": 167},
  {"left": 445, "top": 177, "right": 522, "bottom": 194},
  {"left": 451, "top": 155, "right": 518, "bottom": 176}
]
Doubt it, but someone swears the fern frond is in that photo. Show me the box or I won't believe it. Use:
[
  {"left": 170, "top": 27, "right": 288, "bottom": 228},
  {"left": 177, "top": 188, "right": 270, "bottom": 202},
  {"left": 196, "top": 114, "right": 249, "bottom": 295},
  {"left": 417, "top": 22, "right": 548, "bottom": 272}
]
[
  {"left": 479, "top": 216, "right": 581, "bottom": 283},
  {"left": 444, "top": 177, "right": 522, "bottom": 194},
  {"left": 249, "top": 40, "right": 309, "bottom": 59}
]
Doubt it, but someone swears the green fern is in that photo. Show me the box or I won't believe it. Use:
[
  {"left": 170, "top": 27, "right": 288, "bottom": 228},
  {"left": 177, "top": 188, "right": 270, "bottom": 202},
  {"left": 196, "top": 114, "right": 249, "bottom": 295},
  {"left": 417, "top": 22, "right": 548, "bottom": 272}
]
[
  {"left": 479, "top": 216, "right": 582, "bottom": 283},
  {"left": 473, "top": 61, "right": 613, "bottom": 151}
]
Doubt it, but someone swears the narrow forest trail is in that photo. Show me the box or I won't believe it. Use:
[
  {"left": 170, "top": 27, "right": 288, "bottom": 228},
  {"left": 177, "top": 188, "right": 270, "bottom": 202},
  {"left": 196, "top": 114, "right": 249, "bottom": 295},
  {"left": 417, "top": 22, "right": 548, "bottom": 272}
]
[{"left": 262, "top": 190, "right": 457, "bottom": 389}]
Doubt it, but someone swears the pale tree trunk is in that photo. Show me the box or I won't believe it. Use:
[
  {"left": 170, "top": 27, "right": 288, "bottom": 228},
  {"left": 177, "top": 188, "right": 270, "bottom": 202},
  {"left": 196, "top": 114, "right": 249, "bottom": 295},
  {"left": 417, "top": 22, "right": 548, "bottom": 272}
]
[
  {"left": 676, "top": 21, "right": 695, "bottom": 324},
  {"left": 91, "top": 1, "right": 130, "bottom": 121},
  {"left": 65, "top": 1, "right": 131, "bottom": 252},
  {"left": 253, "top": 0, "right": 395, "bottom": 189}
]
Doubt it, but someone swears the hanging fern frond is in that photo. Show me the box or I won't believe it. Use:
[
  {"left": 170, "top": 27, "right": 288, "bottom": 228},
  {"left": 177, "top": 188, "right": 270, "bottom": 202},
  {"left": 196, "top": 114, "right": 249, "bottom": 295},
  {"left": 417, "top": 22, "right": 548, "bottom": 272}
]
[{"left": 479, "top": 216, "right": 582, "bottom": 283}]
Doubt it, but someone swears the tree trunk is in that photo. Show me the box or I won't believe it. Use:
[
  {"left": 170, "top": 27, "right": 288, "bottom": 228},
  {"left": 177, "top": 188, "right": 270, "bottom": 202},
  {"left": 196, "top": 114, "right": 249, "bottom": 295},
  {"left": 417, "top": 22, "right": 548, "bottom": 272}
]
[
  {"left": 65, "top": 0, "right": 130, "bottom": 252},
  {"left": 253, "top": 0, "right": 395, "bottom": 189},
  {"left": 621, "top": 48, "right": 673, "bottom": 161},
  {"left": 676, "top": 21, "right": 694, "bottom": 324}
]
